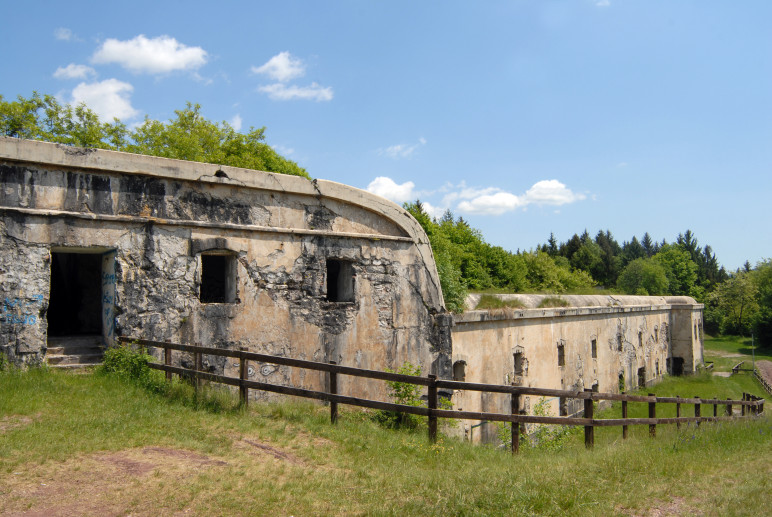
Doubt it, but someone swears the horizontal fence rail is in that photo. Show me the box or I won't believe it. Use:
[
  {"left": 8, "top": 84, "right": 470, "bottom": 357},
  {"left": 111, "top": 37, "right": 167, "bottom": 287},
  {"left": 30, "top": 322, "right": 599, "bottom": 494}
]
[{"left": 118, "top": 337, "right": 765, "bottom": 452}]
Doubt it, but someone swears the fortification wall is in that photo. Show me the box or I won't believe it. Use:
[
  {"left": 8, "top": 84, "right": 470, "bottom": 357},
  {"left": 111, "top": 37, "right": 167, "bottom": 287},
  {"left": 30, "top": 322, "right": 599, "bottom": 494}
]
[
  {"left": 0, "top": 137, "right": 451, "bottom": 399},
  {"left": 451, "top": 294, "right": 704, "bottom": 443}
]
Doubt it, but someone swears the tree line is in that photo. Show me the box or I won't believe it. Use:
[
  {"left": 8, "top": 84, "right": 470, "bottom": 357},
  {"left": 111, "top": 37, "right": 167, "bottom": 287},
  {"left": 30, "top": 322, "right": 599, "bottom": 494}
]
[
  {"left": 0, "top": 92, "right": 309, "bottom": 179},
  {"left": 406, "top": 202, "right": 771, "bottom": 346}
]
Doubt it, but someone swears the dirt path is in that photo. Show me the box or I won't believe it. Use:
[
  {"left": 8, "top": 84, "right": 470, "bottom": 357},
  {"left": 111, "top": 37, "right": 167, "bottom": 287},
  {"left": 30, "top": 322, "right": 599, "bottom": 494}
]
[{"left": 756, "top": 360, "right": 772, "bottom": 391}]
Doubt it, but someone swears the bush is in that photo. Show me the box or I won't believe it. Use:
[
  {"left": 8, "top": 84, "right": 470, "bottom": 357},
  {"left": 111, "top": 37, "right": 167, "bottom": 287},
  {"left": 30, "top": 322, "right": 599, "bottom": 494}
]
[{"left": 373, "top": 362, "right": 425, "bottom": 430}]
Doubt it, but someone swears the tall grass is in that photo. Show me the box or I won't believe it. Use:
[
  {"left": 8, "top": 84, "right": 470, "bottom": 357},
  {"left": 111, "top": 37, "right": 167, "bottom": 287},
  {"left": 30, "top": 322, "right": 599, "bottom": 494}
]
[{"left": 0, "top": 338, "right": 769, "bottom": 516}]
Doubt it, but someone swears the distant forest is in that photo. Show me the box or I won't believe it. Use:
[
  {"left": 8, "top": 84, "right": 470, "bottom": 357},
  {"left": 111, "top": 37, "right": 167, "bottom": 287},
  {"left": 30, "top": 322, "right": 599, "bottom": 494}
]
[{"left": 405, "top": 201, "right": 772, "bottom": 346}]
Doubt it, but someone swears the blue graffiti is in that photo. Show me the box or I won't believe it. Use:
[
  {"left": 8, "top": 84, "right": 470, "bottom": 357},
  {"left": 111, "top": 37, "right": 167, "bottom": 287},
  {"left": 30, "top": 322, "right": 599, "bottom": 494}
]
[
  {"left": 102, "top": 272, "right": 116, "bottom": 285},
  {"left": 1, "top": 295, "right": 44, "bottom": 327}
]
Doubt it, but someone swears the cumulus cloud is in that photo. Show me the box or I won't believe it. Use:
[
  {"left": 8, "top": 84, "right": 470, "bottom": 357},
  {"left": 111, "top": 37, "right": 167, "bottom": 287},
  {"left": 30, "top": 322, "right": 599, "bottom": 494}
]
[
  {"left": 522, "top": 179, "right": 586, "bottom": 205},
  {"left": 366, "top": 177, "right": 416, "bottom": 205},
  {"left": 457, "top": 192, "right": 524, "bottom": 215},
  {"left": 367, "top": 177, "right": 586, "bottom": 217},
  {"left": 53, "top": 64, "right": 96, "bottom": 80},
  {"left": 70, "top": 79, "right": 139, "bottom": 121},
  {"left": 54, "top": 28, "right": 77, "bottom": 41},
  {"left": 257, "top": 82, "right": 333, "bottom": 102},
  {"left": 251, "top": 52, "right": 305, "bottom": 82},
  {"left": 379, "top": 137, "right": 427, "bottom": 159},
  {"left": 91, "top": 35, "right": 208, "bottom": 74},
  {"left": 229, "top": 114, "right": 242, "bottom": 132}
]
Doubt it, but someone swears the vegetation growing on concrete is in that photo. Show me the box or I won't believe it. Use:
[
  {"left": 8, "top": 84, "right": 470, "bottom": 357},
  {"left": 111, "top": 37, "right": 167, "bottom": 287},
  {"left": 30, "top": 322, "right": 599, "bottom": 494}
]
[{"left": 474, "top": 294, "right": 526, "bottom": 310}]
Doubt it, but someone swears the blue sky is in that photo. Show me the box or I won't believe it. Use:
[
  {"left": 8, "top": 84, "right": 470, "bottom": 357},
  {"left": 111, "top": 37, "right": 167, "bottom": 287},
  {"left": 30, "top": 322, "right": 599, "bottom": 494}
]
[{"left": 2, "top": 1, "right": 770, "bottom": 271}]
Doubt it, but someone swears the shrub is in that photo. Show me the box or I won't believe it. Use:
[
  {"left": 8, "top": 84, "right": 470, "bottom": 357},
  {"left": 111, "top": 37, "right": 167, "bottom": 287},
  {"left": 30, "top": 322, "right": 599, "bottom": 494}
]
[{"left": 373, "top": 362, "right": 425, "bottom": 430}]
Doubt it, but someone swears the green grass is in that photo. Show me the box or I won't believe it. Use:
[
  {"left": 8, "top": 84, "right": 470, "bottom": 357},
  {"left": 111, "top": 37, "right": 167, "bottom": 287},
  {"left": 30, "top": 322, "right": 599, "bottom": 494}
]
[
  {"left": 0, "top": 340, "right": 770, "bottom": 516},
  {"left": 703, "top": 334, "right": 772, "bottom": 372},
  {"left": 537, "top": 296, "right": 570, "bottom": 308}
]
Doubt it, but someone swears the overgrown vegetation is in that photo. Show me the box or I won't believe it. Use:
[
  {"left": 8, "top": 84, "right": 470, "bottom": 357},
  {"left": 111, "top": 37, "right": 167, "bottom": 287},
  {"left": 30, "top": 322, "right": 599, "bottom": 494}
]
[
  {"left": 1, "top": 359, "right": 769, "bottom": 515},
  {"left": 0, "top": 92, "right": 309, "bottom": 178},
  {"left": 372, "top": 362, "right": 424, "bottom": 429},
  {"left": 537, "top": 296, "right": 570, "bottom": 308},
  {"left": 475, "top": 294, "right": 526, "bottom": 310}
]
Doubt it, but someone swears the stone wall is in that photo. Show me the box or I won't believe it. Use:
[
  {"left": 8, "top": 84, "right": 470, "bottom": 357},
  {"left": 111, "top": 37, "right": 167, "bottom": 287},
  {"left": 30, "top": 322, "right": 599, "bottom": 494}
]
[
  {"left": 0, "top": 137, "right": 451, "bottom": 396},
  {"left": 451, "top": 294, "right": 704, "bottom": 443}
]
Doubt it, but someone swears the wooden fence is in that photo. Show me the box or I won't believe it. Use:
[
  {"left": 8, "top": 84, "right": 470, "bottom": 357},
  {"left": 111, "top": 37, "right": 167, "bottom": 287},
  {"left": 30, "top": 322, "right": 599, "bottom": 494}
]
[{"left": 118, "top": 337, "right": 765, "bottom": 452}]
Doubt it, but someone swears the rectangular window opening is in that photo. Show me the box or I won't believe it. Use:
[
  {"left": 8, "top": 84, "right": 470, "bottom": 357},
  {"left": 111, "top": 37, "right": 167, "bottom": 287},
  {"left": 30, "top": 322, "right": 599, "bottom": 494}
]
[
  {"left": 326, "top": 259, "right": 355, "bottom": 302},
  {"left": 591, "top": 338, "right": 597, "bottom": 359},
  {"left": 559, "top": 397, "right": 567, "bottom": 416},
  {"left": 557, "top": 341, "right": 565, "bottom": 367},
  {"left": 617, "top": 333, "right": 623, "bottom": 352},
  {"left": 453, "top": 360, "right": 466, "bottom": 382},
  {"left": 200, "top": 253, "right": 237, "bottom": 303},
  {"left": 514, "top": 352, "right": 525, "bottom": 376},
  {"left": 638, "top": 367, "right": 646, "bottom": 388}
]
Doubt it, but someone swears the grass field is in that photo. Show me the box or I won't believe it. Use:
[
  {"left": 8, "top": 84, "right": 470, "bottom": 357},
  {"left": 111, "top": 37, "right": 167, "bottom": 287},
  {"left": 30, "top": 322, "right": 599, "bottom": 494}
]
[{"left": 0, "top": 337, "right": 769, "bottom": 516}]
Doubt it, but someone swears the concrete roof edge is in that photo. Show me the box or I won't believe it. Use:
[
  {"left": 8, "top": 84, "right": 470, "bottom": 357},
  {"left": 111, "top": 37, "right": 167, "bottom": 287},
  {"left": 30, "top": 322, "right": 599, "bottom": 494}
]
[{"left": 0, "top": 137, "right": 445, "bottom": 310}]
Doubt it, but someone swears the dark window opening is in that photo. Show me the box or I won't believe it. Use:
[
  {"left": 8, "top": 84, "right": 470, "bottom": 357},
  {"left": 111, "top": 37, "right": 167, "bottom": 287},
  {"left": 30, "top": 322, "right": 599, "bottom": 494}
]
[
  {"left": 655, "top": 360, "right": 660, "bottom": 376},
  {"left": 591, "top": 338, "right": 597, "bottom": 359},
  {"left": 453, "top": 360, "right": 466, "bottom": 382},
  {"left": 514, "top": 351, "right": 525, "bottom": 376},
  {"left": 654, "top": 326, "right": 659, "bottom": 343},
  {"left": 638, "top": 331, "right": 643, "bottom": 348},
  {"left": 618, "top": 373, "right": 625, "bottom": 392},
  {"left": 557, "top": 341, "right": 565, "bottom": 367},
  {"left": 591, "top": 382, "right": 599, "bottom": 393},
  {"left": 617, "top": 333, "right": 623, "bottom": 351},
  {"left": 638, "top": 367, "right": 646, "bottom": 388},
  {"left": 559, "top": 397, "right": 567, "bottom": 416},
  {"left": 326, "top": 259, "right": 355, "bottom": 302},
  {"left": 200, "top": 253, "right": 237, "bottom": 303},
  {"left": 48, "top": 252, "right": 103, "bottom": 336}
]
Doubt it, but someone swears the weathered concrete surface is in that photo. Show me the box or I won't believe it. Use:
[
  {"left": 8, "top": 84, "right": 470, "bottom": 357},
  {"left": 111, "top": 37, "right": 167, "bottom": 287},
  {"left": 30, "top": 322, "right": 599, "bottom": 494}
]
[
  {"left": 0, "top": 137, "right": 450, "bottom": 396},
  {"left": 452, "top": 294, "right": 704, "bottom": 443}
]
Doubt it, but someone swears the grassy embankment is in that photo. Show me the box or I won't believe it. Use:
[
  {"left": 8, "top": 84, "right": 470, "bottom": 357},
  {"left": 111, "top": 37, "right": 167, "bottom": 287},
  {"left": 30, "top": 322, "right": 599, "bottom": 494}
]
[{"left": 0, "top": 337, "right": 769, "bottom": 516}]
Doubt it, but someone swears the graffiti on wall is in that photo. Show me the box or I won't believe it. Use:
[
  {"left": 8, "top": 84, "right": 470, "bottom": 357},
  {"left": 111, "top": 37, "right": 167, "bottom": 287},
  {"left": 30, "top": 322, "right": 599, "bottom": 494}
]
[
  {"left": 101, "top": 253, "right": 117, "bottom": 342},
  {"left": 1, "top": 294, "right": 44, "bottom": 326}
]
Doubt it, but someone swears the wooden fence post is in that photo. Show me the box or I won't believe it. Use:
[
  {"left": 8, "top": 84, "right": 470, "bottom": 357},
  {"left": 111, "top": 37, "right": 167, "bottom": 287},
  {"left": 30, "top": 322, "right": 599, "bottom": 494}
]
[
  {"left": 622, "top": 400, "right": 628, "bottom": 439},
  {"left": 164, "top": 347, "right": 172, "bottom": 382},
  {"left": 330, "top": 361, "right": 338, "bottom": 425},
  {"left": 648, "top": 393, "right": 656, "bottom": 438},
  {"left": 511, "top": 389, "right": 520, "bottom": 454},
  {"left": 713, "top": 402, "right": 718, "bottom": 418},
  {"left": 239, "top": 348, "right": 248, "bottom": 407},
  {"left": 584, "top": 389, "right": 594, "bottom": 449},
  {"left": 194, "top": 351, "right": 202, "bottom": 395},
  {"left": 695, "top": 396, "right": 701, "bottom": 426},
  {"left": 741, "top": 393, "right": 746, "bottom": 416},
  {"left": 726, "top": 398, "right": 732, "bottom": 417},
  {"left": 428, "top": 375, "right": 438, "bottom": 443},
  {"left": 676, "top": 396, "right": 681, "bottom": 430}
]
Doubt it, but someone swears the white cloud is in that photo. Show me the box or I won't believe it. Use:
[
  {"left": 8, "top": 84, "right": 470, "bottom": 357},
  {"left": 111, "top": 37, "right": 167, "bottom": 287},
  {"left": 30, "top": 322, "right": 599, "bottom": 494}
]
[
  {"left": 595, "top": 0, "right": 610, "bottom": 6},
  {"left": 54, "top": 28, "right": 76, "bottom": 41},
  {"left": 422, "top": 201, "right": 445, "bottom": 219},
  {"left": 91, "top": 35, "right": 208, "bottom": 74},
  {"left": 257, "top": 82, "right": 333, "bottom": 102},
  {"left": 457, "top": 192, "right": 524, "bottom": 215},
  {"left": 522, "top": 179, "right": 586, "bottom": 205},
  {"left": 229, "top": 114, "right": 242, "bottom": 132},
  {"left": 252, "top": 52, "right": 305, "bottom": 82},
  {"left": 379, "top": 137, "right": 427, "bottom": 159},
  {"left": 366, "top": 177, "right": 416, "bottom": 205},
  {"left": 70, "top": 79, "right": 139, "bottom": 121},
  {"left": 53, "top": 64, "right": 96, "bottom": 80}
]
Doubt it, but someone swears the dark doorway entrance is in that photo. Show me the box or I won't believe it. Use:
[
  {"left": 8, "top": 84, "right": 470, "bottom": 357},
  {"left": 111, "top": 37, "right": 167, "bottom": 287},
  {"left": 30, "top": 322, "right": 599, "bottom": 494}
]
[{"left": 48, "top": 252, "right": 103, "bottom": 336}]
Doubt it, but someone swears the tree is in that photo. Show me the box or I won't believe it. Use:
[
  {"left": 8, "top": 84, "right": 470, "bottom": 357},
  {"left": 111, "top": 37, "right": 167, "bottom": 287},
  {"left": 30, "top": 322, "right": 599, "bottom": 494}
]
[
  {"left": 709, "top": 272, "right": 759, "bottom": 335},
  {"left": 0, "top": 92, "right": 308, "bottom": 179},
  {"left": 616, "top": 258, "right": 669, "bottom": 295},
  {"left": 653, "top": 244, "right": 699, "bottom": 296}
]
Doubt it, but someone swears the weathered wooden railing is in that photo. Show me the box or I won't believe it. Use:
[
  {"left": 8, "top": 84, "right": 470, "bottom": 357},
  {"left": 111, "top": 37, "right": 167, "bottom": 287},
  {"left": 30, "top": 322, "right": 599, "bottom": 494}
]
[
  {"left": 119, "top": 337, "right": 766, "bottom": 452},
  {"left": 755, "top": 368, "right": 772, "bottom": 395}
]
